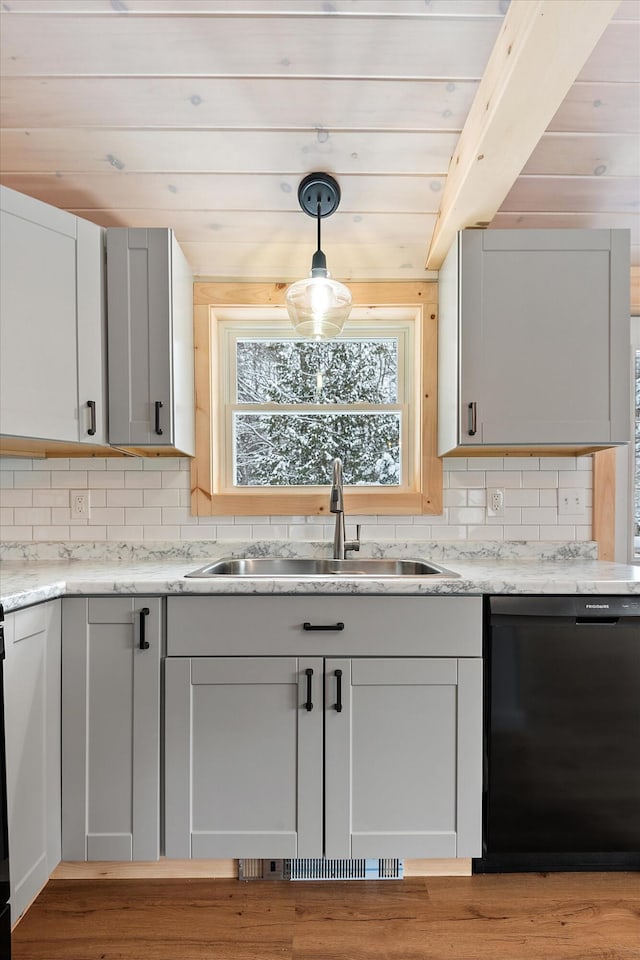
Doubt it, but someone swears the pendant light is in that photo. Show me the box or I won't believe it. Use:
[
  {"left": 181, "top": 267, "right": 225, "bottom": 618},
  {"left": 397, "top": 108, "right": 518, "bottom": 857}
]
[{"left": 285, "top": 172, "right": 352, "bottom": 339}]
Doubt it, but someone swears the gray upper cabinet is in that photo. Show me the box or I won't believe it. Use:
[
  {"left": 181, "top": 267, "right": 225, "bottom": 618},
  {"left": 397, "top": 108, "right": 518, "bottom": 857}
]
[
  {"left": 0, "top": 186, "right": 108, "bottom": 448},
  {"left": 106, "top": 228, "right": 195, "bottom": 456},
  {"left": 3, "top": 601, "right": 61, "bottom": 924},
  {"left": 438, "top": 229, "right": 631, "bottom": 455},
  {"left": 61, "top": 597, "right": 162, "bottom": 862}
]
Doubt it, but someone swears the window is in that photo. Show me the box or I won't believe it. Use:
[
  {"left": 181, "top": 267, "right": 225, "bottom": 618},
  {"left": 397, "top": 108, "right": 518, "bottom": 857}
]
[{"left": 191, "top": 284, "right": 442, "bottom": 516}]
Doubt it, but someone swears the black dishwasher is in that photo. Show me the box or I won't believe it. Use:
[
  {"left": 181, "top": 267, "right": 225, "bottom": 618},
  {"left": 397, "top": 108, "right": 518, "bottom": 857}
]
[{"left": 474, "top": 595, "right": 640, "bottom": 873}]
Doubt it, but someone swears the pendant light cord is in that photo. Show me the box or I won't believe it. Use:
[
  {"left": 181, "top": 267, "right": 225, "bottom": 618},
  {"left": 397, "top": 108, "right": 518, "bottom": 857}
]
[{"left": 316, "top": 197, "right": 322, "bottom": 255}]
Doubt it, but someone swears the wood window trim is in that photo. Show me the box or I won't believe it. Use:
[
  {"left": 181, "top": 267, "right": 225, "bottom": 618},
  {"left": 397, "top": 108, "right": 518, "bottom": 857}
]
[{"left": 191, "top": 281, "right": 442, "bottom": 517}]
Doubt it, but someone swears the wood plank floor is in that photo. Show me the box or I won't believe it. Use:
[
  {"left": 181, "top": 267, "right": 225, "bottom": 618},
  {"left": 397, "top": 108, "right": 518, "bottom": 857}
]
[{"left": 11, "top": 873, "right": 640, "bottom": 960}]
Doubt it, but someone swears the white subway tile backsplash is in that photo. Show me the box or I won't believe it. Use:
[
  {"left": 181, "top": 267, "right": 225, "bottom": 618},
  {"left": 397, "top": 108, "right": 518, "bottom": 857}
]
[
  {"left": 216, "top": 524, "right": 253, "bottom": 539},
  {"left": 449, "top": 471, "right": 486, "bottom": 488},
  {"left": 91, "top": 507, "right": 125, "bottom": 525},
  {"left": 502, "top": 457, "right": 540, "bottom": 471},
  {"left": 485, "top": 471, "right": 522, "bottom": 489},
  {"left": 505, "top": 489, "right": 539, "bottom": 508},
  {"left": 33, "top": 458, "right": 70, "bottom": 471},
  {"left": 33, "top": 525, "right": 70, "bottom": 539},
  {"left": 0, "top": 455, "right": 595, "bottom": 545},
  {"left": 143, "top": 488, "right": 181, "bottom": 508},
  {"left": 125, "top": 472, "right": 161, "bottom": 489},
  {"left": 107, "top": 489, "right": 144, "bottom": 507},
  {"left": 124, "top": 507, "right": 162, "bottom": 525},
  {"left": 107, "top": 525, "right": 144, "bottom": 540},
  {"left": 14, "top": 507, "right": 50, "bottom": 525},
  {"left": 88, "top": 471, "right": 125, "bottom": 489},
  {"left": 466, "top": 525, "right": 504, "bottom": 540},
  {"left": 14, "top": 471, "right": 50, "bottom": 488},
  {"left": 522, "top": 471, "right": 558, "bottom": 488},
  {"left": 32, "top": 490, "right": 70, "bottom": 508},
  {"left": 443, "top": 489, "right": 467, "bottom": 507},
  {"left": 144, "top": 525, "right": 181, "bottom": 540},
  {"left": 107, "top": 457, "right": 142, "bottom": 470},
  {"left": 51, "top": 471, "right": 88, "bottom": 488},
  {"left": 539, "top": 524, "right": 577, "bottom": 540},
  {"left": 0, "top": 458, "right": 31, "bottom": 470},
  {"left": 522, "top": 507, "right": 558, "bottom": 525},
  {"left": 559, "top": 470, "right": 592, "bottom": 489},
  {"left": 504, "top": 525, "right": 540, "bottom": 540},
  {"left": 1, "top": 489, "right": 33, "bottom": 507},
  {"left": 1, "top": 526, "right": 33, "bottom": 538}
]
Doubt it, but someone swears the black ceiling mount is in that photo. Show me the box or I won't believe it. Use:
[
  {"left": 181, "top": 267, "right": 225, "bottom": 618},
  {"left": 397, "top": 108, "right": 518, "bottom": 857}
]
[{"left": 298, "top": 172, "right": 341, "bottom": 219}]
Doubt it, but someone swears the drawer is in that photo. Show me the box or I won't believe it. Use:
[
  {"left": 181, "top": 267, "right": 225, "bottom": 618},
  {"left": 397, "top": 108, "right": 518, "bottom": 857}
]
[{"left": 166, "top": 596, "right": 482, "bottom": 657}]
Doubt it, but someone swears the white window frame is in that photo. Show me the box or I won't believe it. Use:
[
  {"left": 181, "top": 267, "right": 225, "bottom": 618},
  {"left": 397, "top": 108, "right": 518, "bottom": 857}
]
[{"left": 214, "top": 307, "right": 421, "bottom": 495}]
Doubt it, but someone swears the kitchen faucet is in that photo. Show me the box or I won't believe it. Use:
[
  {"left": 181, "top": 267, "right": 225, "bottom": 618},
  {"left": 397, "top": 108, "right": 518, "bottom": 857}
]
[{"left": 329, "top": 457, "right": 361, "bottom": 560}]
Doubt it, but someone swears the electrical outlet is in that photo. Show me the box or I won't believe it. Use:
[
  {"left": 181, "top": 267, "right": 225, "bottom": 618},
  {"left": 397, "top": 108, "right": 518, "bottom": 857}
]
[
  {"left": 70, "top": 490, "right": 90, "bottom": 519},
  {"left": 487, "top": 487, "right": 505, "bottom": 518},
  {"left": 558, "top": 489, "right": 586, "bottom": 516}
]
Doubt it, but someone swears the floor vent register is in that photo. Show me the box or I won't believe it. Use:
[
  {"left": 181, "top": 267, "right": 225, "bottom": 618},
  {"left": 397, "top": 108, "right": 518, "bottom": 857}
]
[{"left": 238, "top": 858, "right": 404, "bottom": 881}]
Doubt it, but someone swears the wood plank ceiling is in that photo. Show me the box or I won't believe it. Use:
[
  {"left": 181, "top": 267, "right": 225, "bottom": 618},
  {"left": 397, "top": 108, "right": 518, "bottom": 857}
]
[{"left": 0, "top": 0, "right": 638, "bottom": 299}]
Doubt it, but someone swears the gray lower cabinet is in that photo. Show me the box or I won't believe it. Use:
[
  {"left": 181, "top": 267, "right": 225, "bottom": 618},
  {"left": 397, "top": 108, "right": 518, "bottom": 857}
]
[
  {"left": 165, "top": 596, "right": 483, "bottom": 861},
  {"left": 3, "top": 601, "right": 61, "bottom": 924},
  {"left": 61, "top": 598, "right": 162, "bottom": 862}
]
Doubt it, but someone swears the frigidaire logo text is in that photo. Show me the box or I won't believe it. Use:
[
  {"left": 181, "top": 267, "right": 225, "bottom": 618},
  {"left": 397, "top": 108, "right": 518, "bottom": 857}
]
[{"left": 585, "top": 603, "right": 609, "bottom": 609}]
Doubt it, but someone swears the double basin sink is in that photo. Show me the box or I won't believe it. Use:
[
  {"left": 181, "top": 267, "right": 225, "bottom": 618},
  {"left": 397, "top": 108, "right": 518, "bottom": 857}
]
[{"left": 186, "top": 557, "right": 459, "bottom": 579}]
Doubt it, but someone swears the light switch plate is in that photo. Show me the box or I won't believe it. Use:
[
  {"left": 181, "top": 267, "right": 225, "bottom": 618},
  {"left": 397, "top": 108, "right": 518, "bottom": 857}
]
[{"left": 558, "top": 489, "right": 586, "bottom": 517}]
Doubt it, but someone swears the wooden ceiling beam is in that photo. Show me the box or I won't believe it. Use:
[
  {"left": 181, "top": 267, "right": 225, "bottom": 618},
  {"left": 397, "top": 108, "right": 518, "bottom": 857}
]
[{"left": 426, "top": 0, "right": 621, "bottom": 270}]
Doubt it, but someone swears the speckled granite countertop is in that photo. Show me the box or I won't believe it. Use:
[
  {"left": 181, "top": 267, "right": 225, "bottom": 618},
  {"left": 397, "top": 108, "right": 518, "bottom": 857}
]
[{"left": 1, "top": 540, "right": 639, "bottom": 613}]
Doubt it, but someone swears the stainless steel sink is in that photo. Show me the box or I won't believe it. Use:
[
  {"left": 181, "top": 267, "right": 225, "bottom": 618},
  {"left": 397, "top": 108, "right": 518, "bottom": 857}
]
[{"left": 185, "top": 557, "right": 459, "bottom": 578}]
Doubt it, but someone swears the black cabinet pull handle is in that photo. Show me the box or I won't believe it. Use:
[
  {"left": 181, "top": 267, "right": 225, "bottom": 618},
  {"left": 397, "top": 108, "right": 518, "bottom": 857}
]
[
  {"left": 154, "top": 401, "right": 164, "bottom": 435},
  {"left": 303, "top": 621, "right": 345, "bottom": 632},
  {"left": 139, "top": 607, "right": 150, "bottom": 650},
  {"left": 87, "top": 400, "right": 96, "bottom": 436},
  {"left": 304, "top": 668, "right": 313, "bottom": 711},
  {"left": 468, "top": 401, "right": 477, "bottom": 437},
  {"left": 334, "top": 669, "right": 343, "bottom": 713}
]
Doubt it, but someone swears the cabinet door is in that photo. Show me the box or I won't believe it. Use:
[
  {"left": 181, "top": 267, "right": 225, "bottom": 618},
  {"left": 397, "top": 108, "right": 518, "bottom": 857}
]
[
  {"left": 107, "top": 227, "right": 194, "bottom": 455},
  {"left": 324, "top": 657, "right": 482, "bottom": 859},
  {"left": 0, "top": 188, "right": 79, "bottom": 441},
  {"left": 61, "top": 598, "right": 161, "bottom": 862},
  {"left": 0, "top": 187, "right": 108, "bottom": 446},
  {"left": 165, "top": 657, "right": 323, "bottom": 859},
  {"left": 3, "top": 601, "right": 61, "bottom": 923},
  {"left": 76, "top": 217, "right": 108, "bottom": 445},
  {"left": 459, "top": 229, "right": 629, "bottom": 446}
]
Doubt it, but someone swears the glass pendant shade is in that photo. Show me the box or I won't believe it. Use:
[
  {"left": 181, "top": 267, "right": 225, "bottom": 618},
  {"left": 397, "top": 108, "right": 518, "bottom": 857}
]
[{"left": 286, "top": 269, "right": 352, "bottom": 340}]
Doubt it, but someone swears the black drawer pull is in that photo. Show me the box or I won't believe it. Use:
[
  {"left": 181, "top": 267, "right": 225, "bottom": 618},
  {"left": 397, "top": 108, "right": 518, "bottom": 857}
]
[
  {"left": 154, "top": 400, "right": 164, "bottom": 435},
  {"left": 334, "top": 669, "right": 343, "bottom": 713},
  {"left": 304, "top": 668, "right": 313, "bottom": 711},
  {"left": 87, "top": 400, "right": 96, "bottom": 436},
  {"left": 303, "top": 621, "right": 345, "bottom": 632},
  {"left": 468, "top": 401, "right": 477, "bottom": 436},
  {"left": 139, "top": 607, "right": 150, "bottom": 650}
]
